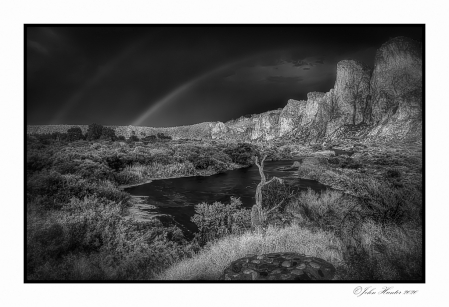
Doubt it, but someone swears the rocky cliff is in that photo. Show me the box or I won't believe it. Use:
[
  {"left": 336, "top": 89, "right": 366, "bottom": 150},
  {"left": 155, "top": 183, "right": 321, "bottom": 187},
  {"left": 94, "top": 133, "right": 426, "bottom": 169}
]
[
  {"left": 208, "top": 36, "right": 422, "bottom": 143},
  {"left": 27, "top": 36, "right": 422, "bottom": 144}
]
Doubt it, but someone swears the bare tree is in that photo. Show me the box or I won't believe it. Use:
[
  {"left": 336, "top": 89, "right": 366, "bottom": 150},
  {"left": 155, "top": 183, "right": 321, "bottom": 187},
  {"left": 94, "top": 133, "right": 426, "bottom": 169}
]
[{"left": 250, "top": 155, "right": 284, "bottom": 231}]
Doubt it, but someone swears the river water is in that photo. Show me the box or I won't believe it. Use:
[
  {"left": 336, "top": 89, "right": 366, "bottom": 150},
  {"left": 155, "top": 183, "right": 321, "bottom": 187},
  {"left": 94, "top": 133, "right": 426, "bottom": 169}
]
[{"left": 125, "top": 160, "right": 327, "bottom": 235}]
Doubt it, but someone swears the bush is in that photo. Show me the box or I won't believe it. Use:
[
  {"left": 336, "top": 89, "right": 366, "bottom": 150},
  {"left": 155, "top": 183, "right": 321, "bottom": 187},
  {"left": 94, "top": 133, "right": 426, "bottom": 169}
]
[
  {"left": 106, "top": 155, "right": 126, "bottom": 172},
  {"left": 86, "top": 123, "right": 104, "bottom": 141},
  {"left": 27, "top": 150, "right": 53, "bottom": 174},
  {"left": 191, "top": 197, "right": 251, "bottom": 245},
  {"left": 344, "top": 221, "right": 422, "bottom": 280},
  {"left": 261, "top": 180, "right": 295, "bottom": 226},
  {"left": 67, "top": 127, "right": 84, "bottom": 142},
  {"left": 27, "top": 196, "right": 194, "bottom": 280},
  {"left": 386, "top": 169, "right": 401, "bottom": 178},
  {"left": 224, "top": 143, "right": 257, "bottom": 165},
  {"left": 75, "top": 159, "right": 113, "bottom": 181},
  {"left": 100, "top": 127, "right": 117, "bottom": 141},
  {"left": 286, "top": 189, "right": 351, "bottom": 231}
]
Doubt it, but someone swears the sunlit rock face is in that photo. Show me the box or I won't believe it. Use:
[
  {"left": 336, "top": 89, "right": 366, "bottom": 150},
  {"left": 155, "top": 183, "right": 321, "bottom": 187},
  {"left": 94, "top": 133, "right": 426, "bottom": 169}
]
[
  {"left": 211, "top": 110, "right": 282, "bottom": 141},
  {"left": 250, "top": 110, "right": 281, "bottom": 141},
  {"left": 210, "top": 121, "right": 228, "bottom": 139},
  {"left": 291, "top": 92, "right": 331, "bottom": 141},
  {"left": 333, "top": 60, "right": 372, "bottom": 124},
  {"left": 279, "top": 99, "right": 307, "bottom": 137}
]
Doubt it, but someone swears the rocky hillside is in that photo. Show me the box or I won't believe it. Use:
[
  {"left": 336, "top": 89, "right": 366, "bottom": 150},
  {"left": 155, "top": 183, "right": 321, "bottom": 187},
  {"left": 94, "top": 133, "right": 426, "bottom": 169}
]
[{"left": 27, "top": 36, "right": 422, "bottom": 144}]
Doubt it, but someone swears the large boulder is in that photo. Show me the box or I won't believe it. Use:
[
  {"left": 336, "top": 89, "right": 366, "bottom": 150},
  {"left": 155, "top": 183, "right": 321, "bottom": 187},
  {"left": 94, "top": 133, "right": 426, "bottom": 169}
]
[{"left": 220, "top": 252, "right": 336, "bottom": 280}]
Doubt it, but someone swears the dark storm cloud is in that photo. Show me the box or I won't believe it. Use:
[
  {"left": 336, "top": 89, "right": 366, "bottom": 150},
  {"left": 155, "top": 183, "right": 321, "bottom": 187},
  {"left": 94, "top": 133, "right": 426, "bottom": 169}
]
[
  {"left": 27, "top": 40, "right": 49, "bottom": 55},
  {"left": 266, "top": 76, "right": 303, "bottom": 84},
  {"left": 26, "top": 25, "right": 423, "bottom": 127},
  {"left": 292, "top": 60, "right": 311, "bottom": 67}
]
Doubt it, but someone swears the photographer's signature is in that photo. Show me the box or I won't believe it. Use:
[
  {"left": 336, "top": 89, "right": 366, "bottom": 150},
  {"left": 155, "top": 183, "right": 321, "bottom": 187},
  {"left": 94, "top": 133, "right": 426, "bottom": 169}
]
[{"left": 354, "top": 286, "right": 418, "bottom": 297}]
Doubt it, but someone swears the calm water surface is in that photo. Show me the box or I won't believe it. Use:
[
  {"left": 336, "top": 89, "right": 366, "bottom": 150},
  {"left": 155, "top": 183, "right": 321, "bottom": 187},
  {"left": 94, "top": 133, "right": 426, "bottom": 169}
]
[{"left": 125, "top": 160, "right": 327, "bottom": 235}]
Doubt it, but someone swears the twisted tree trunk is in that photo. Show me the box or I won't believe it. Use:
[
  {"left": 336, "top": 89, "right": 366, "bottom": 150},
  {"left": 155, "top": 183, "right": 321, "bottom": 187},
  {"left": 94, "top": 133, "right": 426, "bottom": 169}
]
[{"left": 251, "top": 155, "right": 283, "bottom": 231}]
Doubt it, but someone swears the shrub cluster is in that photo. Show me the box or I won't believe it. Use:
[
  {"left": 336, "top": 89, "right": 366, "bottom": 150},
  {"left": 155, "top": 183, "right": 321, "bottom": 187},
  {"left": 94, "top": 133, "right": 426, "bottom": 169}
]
[{"left": 191, "top": 197, "right": 251, "bottom": 246}]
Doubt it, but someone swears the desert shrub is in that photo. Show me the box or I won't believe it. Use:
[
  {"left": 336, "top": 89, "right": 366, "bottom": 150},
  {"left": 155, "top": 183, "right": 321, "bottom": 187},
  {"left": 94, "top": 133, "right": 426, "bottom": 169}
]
[
  {"left": 28, "top": 196, "right": 194, "bottom": 280},
  {"left": 27, "top": 150, "right": 53, "bottom": 174},
  {"left": 191, "top": 155, "right": 227, "bottom": 172},
  {"left": 52, "top": 159, "right": 81, "bottom": 175},
  {"left": 151, "top": 152, "right": 175, "bottom": 165},
  {"left": 128, "top": 135, "right": 139, "bottom": 142},
  {"left": 352, "top": 178, "right": 422, "bottom": 225},
  {"left": 311, "top": 143, "right": 322, "bottom": 151},
  {"left": 261, "top": 180, "right": 295, "bottom": 226},
  {"left": 75, "top": 159, "right": 113, "bottom": 181},
  {"left": 328, "top": 157, "right": 340, "bottom": 165},
  {"left": 158, "top": 224, "right": 345, "bottom": 280},
  {"left": 328, "top": 156, "right": 361, "bottom": 169},
  {"left": 191, "top": 197, "right": 251, "bottom": 246},
  {"left": 344, "top": 220, "right": 422, "bottom": 280},
  {"left": 386, "top": 168, "right": 401, "bottom": 178},
  {"left": 27, "top": 217, "right": 73, "bottom": 276},
  {"left": 157, "top": 132, "right": 172, "bottom": 140},
  {"left": 94, "top": 180, "right": 130, "bottom": 203},
  {"left": 142, "top": 135, "right": 157, "bottom": 142},
  {"left": 70, "top": 140, "right": 90, "bottom": 148},
  {"left": 86, "top": 123, "right": 104, "bottom": 141},
  {"left": 27, "top": 171, "right": 66, "bottom": 209},
  {"left": 296, "top": 158, "right": 324, "bottom": 180},
  {"left": 67, "top": 127, "right": 84, "bottom": 142},
  {"left": 286, "top": 189, "right": 351, "bottom": 232},
  {"left": 105, "top": 155, "right": 126, "bottom": 172},
  {"left": 210, "top": 150, "right": 232, "bottom": 165},
  {"left": 100, "top": 127, "right": 117, "bottom": 141},
  {"left": 224, "top": 143, "right": 257, "bottom": 165}
]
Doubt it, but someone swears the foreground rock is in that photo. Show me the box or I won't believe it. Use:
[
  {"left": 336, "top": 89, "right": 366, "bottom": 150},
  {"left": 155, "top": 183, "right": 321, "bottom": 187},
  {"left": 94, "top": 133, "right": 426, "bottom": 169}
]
[{"left": 220, "top": 252, "right": 336, "bottom": 281}]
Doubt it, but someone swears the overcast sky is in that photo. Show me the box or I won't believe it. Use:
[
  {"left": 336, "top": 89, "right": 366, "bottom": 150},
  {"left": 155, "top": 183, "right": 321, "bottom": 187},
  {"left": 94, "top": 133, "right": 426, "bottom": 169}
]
[{"left": 26, "top": 26, "right": 422, "bottom": 127}]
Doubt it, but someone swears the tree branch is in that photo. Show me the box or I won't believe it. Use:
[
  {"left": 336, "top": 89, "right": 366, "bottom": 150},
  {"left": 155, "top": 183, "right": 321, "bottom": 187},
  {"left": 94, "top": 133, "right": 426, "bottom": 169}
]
[
  {"left": 266, "top": 199, "right": 285, "bottom": 215},
  {"left": 265, "top": 176, "right": 283, "bottom": 186}
]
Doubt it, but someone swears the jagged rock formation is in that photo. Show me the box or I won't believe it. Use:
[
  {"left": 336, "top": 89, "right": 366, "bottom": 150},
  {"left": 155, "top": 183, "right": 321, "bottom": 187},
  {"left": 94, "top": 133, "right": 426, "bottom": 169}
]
[
  {"left": 366, "top": 37, "right": 423, "bottom": 141},
  {"left": 210, "top": 36, "right": 422, "bottom": 143},
  {"left": 27, "top": 36, "right": 422, "bottom": 144}
]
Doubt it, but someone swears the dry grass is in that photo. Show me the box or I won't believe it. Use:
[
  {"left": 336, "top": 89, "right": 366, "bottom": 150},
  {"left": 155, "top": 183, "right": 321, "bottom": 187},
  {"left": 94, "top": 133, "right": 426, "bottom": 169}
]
[{"left": 157, "top": 224, "right": 344, "bottom": 280}]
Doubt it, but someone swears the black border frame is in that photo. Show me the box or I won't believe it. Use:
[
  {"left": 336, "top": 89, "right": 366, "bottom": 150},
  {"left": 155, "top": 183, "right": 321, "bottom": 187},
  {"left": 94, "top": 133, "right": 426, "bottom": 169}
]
[{"left": 24, "top": 24, "right": 425, "bottom": 283}]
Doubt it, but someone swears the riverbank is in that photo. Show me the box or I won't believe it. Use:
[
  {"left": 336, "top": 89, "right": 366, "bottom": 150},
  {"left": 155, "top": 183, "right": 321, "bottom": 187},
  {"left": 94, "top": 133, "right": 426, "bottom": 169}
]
[{"left": 118, "top": 162, "right": 250, "bottom": 190}]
